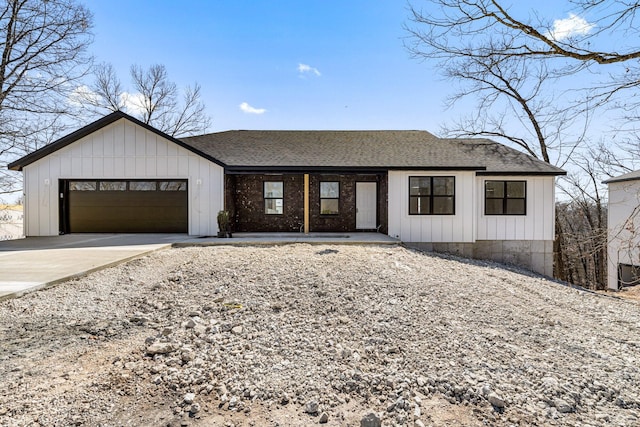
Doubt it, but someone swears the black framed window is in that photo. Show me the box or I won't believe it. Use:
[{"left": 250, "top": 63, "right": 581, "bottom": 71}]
[
  {"left": 409, "top": 176, "right": 455, "bottom": 215},
  {"left": 619, "top": 263, "right": 640, "bottom": 288},
  {"left": 99, "top": 181, "right": 126, "bottom": 191},
  {"left": 159, "top": 181, "right": 187, "bottom": 191},
  {"left": 70, "top": 180, "right": 187, "bottom": 192},
  {"left": 320, "top": 181, "right": 339, "bottom": 215},
  {"left": 264, "top": 181, "right": 283, "bottom": 214},
  {"left": 485, "top": 180, "right": 526, "bottom": 215},
  {"left": 130, "top": 181, "right": 157, "bottom": 191},
  {"left": 69, "top": 181, "right": 96, "bottom": 191}
]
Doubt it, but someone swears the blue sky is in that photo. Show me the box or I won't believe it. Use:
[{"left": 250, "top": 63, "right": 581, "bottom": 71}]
[{"left": 88, "top": 1, "right": 585, "bottom": 133}]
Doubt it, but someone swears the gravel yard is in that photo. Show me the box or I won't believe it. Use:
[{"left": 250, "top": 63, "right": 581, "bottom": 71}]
[{"left": 1, "top": 244, "right": 639, "bottom": 426}]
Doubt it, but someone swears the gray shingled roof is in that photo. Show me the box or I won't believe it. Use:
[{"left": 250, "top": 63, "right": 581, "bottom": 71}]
[
  {"left": 180, "top": 130, "right": 566, "bottom": 175},
  {"left": 603, "top": 170, "right": 640, "bottom": 184},
  {"left": 7, "top": 112, "right": 566, "bottom": 175}
]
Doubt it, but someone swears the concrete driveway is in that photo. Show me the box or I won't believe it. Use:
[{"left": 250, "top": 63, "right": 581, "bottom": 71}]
[{"left": 0, "top": 234, "right": 190, "bottom": 301}]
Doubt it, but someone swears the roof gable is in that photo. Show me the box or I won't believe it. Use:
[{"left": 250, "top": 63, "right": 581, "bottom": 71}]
[{"left": 7, "top": 111, "right": 224, "bottom": 171}]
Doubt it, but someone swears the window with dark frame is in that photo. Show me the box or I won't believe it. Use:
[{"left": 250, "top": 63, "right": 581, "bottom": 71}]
[
  {"left": 99, "top": 181, "right": 126, "bottom": 191},
  {"left": 68, "top": 180, "right": 187, "bottom": 192},
  {"left": 485, "top": 180, "right": 526, "bottom": 215},
  {"left": 320, "top": 181, "right": 339, "bottom": 215},
  {"left": 159, "top": 181, "right": 187, "bottom": 191},
  {"left": 129, "top": 181, "right": 157, "bottom": 191},
  {"left": 409, "top": 176, "right": 455, "bottom": 215},
  {"left": 264, "top": 181, "right": 284, "bottom": 214},
  {"left": 69, "top": 181, "right": 97, "bottom": 191},
  {"left": 619, "top": 263, "right": 640, "bottom": 287}
]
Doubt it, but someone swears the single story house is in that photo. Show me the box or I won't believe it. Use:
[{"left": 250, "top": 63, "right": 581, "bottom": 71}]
[
  {"left": 8, "top": 111, "right": 565, "bottom": 275},
  {"left": 604, "top": 170, "right": 640, "bottom": 289}
]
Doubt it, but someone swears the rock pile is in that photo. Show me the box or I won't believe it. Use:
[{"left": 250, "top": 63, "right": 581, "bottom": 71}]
[{"left": 1, "top": 244, "right": 639, "bottom": 426}]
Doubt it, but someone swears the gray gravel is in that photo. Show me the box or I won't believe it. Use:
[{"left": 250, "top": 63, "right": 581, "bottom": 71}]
[{"left": 0, "top": 244, "right": 639, "bottom": 426}]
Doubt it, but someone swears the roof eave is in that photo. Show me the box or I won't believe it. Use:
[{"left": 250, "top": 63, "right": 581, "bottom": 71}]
[
  {"left": 224, "top": 165, "right": 488, "bottom": 174},
  {"left": 477, "top": 170, "right": 567, "bottom": 176},
  {"left": 603, "top": 176, "right": 640, "bottom": 184}
]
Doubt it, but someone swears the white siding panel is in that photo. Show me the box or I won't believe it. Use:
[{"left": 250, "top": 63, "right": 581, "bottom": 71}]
[
  {"left": 92, "top": 132, "right": 103, "bottom": 157},
  {"left": 477, "top": 176, "right": 555, "bottom": 241},
  {"left": 146, "top": 132, "right": 157, "bottom": 156},
  {"left": 125, "top": 157, "right": 136, "bottom": 176},
  {"left": 104, "top": 156, "right": 114, "bottom": 176},
  {"left": 60, "top": 156, "right": 71, "bottom": 176},
  {"left": 113, "top": 130, "right": 125, "bottom": 156},
  {"left": 81, "top": 138, "right": 93, "bottom": 157},
  {"left": 166, "top": 142, "right": 178, "bottom": 157},
  {"left": 114, "top": 157, "right": 125, "bottom": 176},
  {"left": 607, "top": 180, "right": 640, "bottom": 289},
  {"left": 25, "top": 165, "right": 39, "bottom": 236},
  {"left": 22, "top": 118, "right": 223, "bottom": 236},
  {"left": 92, "top": 157, "right": 104, "bottom": 177},
  {"left": 71, "top": 157, "right": 82, "bottom": 176},
  {"left": 103, "top": 126, "right": 115, "bottom": 156},
  {"left": 387, "top": 172, "right": 402, "bottom": 239},
  {"left": 146, "top": 157, "right": 157, "bottom": 176},
  {"left": 387, "top": 171, "right": 475, "bottom": 243},
  {"left": 167, "top": 157, "right": 178, "bottom": 176},
  {"left": 157, "top": 138, "right": 168, "bottom": 156},
  {"left": 124, "top": 123, "right": 136, "bottom": 156},
  {"left": 81, "top": 157, "right": 92, "bottom": 176},
  {"left": 178, "top": 156, "right": 189, "bottom": 176}
]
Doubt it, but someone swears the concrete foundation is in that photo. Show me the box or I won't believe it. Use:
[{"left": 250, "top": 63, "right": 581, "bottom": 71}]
[{"left": 405, "top": 240, "right": 554, "bottom": 277}]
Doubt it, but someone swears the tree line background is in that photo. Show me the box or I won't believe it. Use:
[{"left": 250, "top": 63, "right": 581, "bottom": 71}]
[
  {"left": 406, "top": 0, "right": 640, "bottom": 290},
  {"left": 2, "top": 0, "right": 640, "bottom": 289}
]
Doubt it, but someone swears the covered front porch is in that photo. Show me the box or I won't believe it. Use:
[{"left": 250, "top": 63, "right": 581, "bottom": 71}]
[{"left": 224, "top": 172, "right": 388, "bottom": 234}]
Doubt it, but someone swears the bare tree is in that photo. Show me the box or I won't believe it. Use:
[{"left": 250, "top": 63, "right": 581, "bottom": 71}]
[
  {"left": 406, "top": 1, "right": 640, "bottom": 65},
  {"left": 0, "top": 0, "right": 93, "bottom": 196},
  {"left": 406, "top": 1, "right": 640, "bottom": 127},
  {"left": 439, "top": 54, "right": 589, "bottom": 166},
  {"left": 78, "top": 63, "right": 211, "bottom": 138},
  {"left": 557, "top": 152, "right": 608, "bottom": 289},
  {"left": 405, "top": 1, "right": 640, "bottom": 285}
]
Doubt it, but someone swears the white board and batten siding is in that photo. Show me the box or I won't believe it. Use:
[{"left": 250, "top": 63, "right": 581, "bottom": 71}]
[
  {"left": 388, "top": 171, "right": 476, "bottom": 242},
  {"left": 476, "top": 176, "right": 555, "bottom": 241},
  {"left": 23, "top": 118, "right": 224, "bottom": 236},
  {"left": 607, "top": 180, "right": 640, "bottom": 289},
  {"left": 388, "top": 171, "right": 555, "bottom": 243}
]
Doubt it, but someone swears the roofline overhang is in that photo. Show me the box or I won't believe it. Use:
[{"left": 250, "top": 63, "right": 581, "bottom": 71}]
[
  {"left": 602, "top": 176, "right": 640, "bottom": 184},
  {"left": 224, "top": 165, "right": 487, "bottom": 174},
  {"left": 224, "top": 166, "right": 565, "bottom": 175},
  {"left": 476, "top": 171, "right": 567, "bottom": 176},
  {"left": 7, "top": 111, "right": 227, "bottom": 171}
]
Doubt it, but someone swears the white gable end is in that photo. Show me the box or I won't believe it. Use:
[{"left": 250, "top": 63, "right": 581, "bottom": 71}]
[{"left": 23, "top": 118, "right": 223, "bottom": 236}]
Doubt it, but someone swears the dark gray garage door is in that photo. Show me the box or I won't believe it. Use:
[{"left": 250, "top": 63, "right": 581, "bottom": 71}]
[{"left": 64, "top": 180, "right": 188, "bottom": 233}]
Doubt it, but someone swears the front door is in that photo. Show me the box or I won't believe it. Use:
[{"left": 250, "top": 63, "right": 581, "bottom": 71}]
[{"left": 356, "top": 182, "right": 377, "bottom": 229}]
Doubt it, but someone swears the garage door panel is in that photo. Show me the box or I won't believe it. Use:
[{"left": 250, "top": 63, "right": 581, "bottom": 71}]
[{"left": 67, "top": 180, "right": 188, "bottom": 233}]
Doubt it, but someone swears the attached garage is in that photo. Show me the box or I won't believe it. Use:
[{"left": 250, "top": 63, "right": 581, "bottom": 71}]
[
  {"left": 61, "top": 179, "right": 188, "bottom": 233},
  {"left": 8, "top": 112, "right": 224, "bottom": 236}
]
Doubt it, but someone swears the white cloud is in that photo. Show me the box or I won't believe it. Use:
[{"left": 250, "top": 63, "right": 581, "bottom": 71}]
[
  {"left": 547, "top": 13, "right": 595, "bottom": 40},
  {"left": 68, "top": 85, "right": 146, "bottom": 116},
  {"left": 120, "top": 91, "right": 148, "bottom": 116},
  {"left": 68, "top": 85, "right": 100, "bottom": 106},
  {"left": 239, "top": 102, "right": 267, "bottom": 115},
  {"left": 298, "top": 63, "right": 321, "bottom": 77}
]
